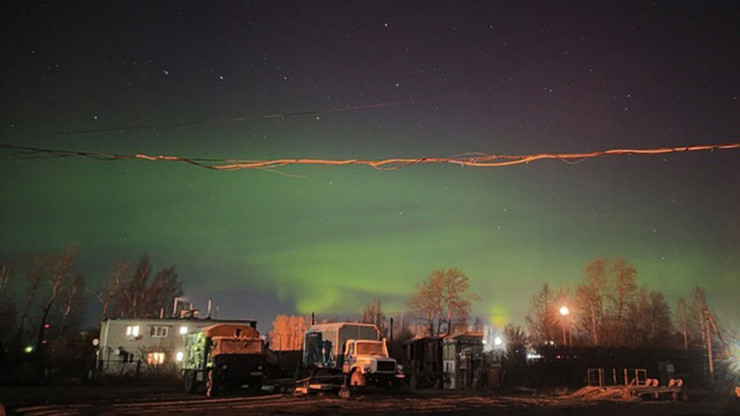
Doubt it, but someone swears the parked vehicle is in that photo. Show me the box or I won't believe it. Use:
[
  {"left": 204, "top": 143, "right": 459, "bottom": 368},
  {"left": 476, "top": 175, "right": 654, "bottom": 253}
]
[
  {"left": 181, "top": 323, "right": 266, "bottom": 397},
  {"left": 301, "top": 322, "right": 404, "bottom": 392}
]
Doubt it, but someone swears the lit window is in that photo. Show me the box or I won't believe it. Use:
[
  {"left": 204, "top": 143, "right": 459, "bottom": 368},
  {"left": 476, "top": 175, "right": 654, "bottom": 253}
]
[
  {"left": 147, "top": 352, "right": 166, "bottom": 365},
  {"left": 176, "top": 351, "right": 184, "bottom": 362},
  {"left": 179, "top": 326, "right": 188, "bottom": 335},
  {"left": 126, "top": 325, "right": 140, "bottom": 337},
  {"left": 150, "top": 326, "right": 169, "bottom": 338}
]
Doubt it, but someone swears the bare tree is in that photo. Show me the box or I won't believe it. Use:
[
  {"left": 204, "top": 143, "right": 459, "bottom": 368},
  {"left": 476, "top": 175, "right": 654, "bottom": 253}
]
[
  {"left": 58, "top": 272, "right": 85, "bottom": 338},
  {"left": 145, "top": 266, "right": 182, "bottom": 318},
  {"left": 503, "top": 324, "right": 528, "bottom": 347},
  {"left": 626, "top": 288, "right": 673, "bottom": 347},
  {"left": 35, "top": 248, "right": 82, "bottom": 350},
  {"left": 93, "top": 261, "right": 128, "bottom": 319},
  {"left": 677, "top": 298, "right": 689, "bottom": 350},
  {"left": 108, "top": 254, "right": 183, "bottom": 319},
  {"left": 693, "top": 285, "right": 708, "bottom": 349},
  {"left": 606, "top": 259, "right": 638, "bottom": 345},
  {"left": 269, "top": 315, "right": 310, "bottom": 351},
  {"left": 121, "top": 254, "right": 152, "bottom": 319},
  {"left": 16, "top": 259, "right": 42, "bottom": 350},
  {"left": 409, "top": 268, "right": 478, "bottom": 336},
  {"left": 576, "top": 259, "right": 609, "bottom": 346},
  {"left": 408, "top": 271, "right": 443, "bottom": 336},
  {"left": 526, "top": 283, "right": 557, "bottom": 344},
  {"left": 361, "top": 299, "right": 386, "bottom": 335},
  {"left": 0, "top": 260, "right": 17, "bottom": 351},
  {"left": 647, "top": 291, "right": 672, "bottom": 346},
  {"left": 440, "top": 268, "right": 479, "bottom": 334}
]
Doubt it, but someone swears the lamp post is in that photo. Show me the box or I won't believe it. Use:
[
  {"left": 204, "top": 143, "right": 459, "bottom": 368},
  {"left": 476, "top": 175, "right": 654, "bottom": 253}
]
[{"left": 559, "top": 306, "right": 570, "bottom": 346}]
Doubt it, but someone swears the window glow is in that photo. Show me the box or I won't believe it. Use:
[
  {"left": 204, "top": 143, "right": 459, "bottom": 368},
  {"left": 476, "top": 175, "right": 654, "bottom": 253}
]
[
  {"left": 179, "top": 326, "right": 188, "bottom": 335},
  {"left": 147, "top": 352, "right": 165, "bottom": 365},
  {"left": 126, "top": 325, "right": 140, "bottom": 337},
  {"left": 176, "top": 351, "right": 184, "bottom": 362}
]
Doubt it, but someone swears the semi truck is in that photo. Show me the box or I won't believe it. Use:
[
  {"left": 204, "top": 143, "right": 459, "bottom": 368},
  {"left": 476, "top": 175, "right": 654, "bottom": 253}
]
[
  {"left": 181, "top": 323, "right": 266, "bottom": 397},
  {"left": 302, "top": 322, "right": 403, "bottom": 392}
]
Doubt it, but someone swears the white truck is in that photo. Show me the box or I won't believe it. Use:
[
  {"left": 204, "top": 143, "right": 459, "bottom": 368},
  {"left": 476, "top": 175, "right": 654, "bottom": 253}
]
[{"left": 302, "top": 322, "right": 403, "bottom": 391}]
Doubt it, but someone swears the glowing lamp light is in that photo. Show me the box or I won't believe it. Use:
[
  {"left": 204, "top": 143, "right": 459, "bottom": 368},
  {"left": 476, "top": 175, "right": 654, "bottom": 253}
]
[
  {"left": 494, "top": 336, "right": 503, "bottom": 347},
  {"left": 24, "top": 345, "right": 34, "bottom": 353},
  {"left": 176, "top": 351, "right": 184, "bottom": 362},
  {"left": 179, "top": 326, "right": 188, "bottom": 335},
  {"left": 559, "top": 306, "right": 570, "bottom": 316}
]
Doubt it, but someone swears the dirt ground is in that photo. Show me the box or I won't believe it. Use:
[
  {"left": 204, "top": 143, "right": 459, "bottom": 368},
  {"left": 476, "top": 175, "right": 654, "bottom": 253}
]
[{"left": 1, "top": 384, "right": 739, "bottom": 416}]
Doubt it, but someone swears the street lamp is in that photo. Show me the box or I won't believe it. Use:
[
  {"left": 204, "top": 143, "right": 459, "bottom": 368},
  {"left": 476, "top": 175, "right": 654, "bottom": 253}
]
[{"left": 559, "top": 306, "right": 570, "bottom": 346}]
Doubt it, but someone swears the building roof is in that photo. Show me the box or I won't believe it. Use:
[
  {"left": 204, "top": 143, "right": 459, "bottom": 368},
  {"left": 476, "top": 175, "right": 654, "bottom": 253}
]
[
  {"left": 201, "top": 323, "right": 260, "bottom": 338},
  {"left": 101, "top": 317, "right": 257, "bottom": 325},
  {"left": 444, "top": 331, "right": 484, "bottom": 341},
  {"left": 306, "top": 322, "right": 378, "bottom": 333}
]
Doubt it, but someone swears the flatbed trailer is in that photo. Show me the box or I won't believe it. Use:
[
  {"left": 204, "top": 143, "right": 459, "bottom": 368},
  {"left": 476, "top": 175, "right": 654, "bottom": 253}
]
[{"left": 629, "top": 385, "right": 687, "bottom": 401}]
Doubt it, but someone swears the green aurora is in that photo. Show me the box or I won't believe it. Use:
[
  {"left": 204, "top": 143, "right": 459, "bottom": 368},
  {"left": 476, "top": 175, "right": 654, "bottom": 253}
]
[{"left": 1, "top": 1, "right": 738, "bottom": 329}]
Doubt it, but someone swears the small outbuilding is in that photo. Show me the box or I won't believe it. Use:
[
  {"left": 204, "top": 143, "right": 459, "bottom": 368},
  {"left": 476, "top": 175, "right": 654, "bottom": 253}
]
[{"left": 443, "top": 331, "right": 484, "bottom": 389}]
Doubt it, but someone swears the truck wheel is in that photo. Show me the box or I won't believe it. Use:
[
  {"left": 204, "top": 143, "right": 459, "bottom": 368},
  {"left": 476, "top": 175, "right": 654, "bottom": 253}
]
[
  {"left": 184, "top": 370, "right": 197, "bottom": 394},
  {"left": 350, "top": 370, "right": 365, "bottom": 387},
  {"left": 248, "top": 377, "right": 262, "bottom": 394},
  {"left": 206, "top": 369, "right": 219, "bottom": 397}
]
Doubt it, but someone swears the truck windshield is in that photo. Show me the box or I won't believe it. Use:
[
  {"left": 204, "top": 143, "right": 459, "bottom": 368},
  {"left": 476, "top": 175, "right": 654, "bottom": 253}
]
[
  {"left": 213, "top": 338, "right": 263, "bottom": 355},
  {"left": 355, "top": 342, "right": 386, "bottom": 356}
]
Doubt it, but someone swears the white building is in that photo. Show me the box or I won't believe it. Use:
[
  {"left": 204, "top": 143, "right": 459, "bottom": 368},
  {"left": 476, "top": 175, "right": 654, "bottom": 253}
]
[{"left": 97, "top": 316, "right": 258, "bottom": 376}]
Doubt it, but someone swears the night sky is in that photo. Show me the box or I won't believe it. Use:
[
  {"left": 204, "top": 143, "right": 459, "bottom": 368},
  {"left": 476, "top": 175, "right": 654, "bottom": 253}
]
[{"left": 1, "top": 1, "right": 738, "bottom": 330}]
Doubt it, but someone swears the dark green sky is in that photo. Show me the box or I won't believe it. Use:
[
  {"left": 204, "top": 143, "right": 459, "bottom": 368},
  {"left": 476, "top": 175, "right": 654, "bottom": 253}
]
[{"left": 1, "top": 1, "right": 738, "bottom": 329}]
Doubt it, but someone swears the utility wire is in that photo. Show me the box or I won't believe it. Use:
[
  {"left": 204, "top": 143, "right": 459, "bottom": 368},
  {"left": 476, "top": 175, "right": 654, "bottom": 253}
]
[
  {"left": 1, "top": 142, "right": 738, "bottom": 171},
  {"left": 52, "top": 95, "right": 467, "bottom": 137}
]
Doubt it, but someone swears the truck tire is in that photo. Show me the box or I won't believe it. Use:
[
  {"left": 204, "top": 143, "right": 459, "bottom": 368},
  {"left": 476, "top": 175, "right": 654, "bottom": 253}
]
[
  {"left": 248, "top": 377, "right": 263, "bottom": 394},
  {"left": 350, "top": 369, "right": 366, "bottom": 387},
  {"left": 184, "top": 370, "right": 197, "bottom": 394},
  {"left": 206, "top": 369, "right": 218, "bottom": 397}
]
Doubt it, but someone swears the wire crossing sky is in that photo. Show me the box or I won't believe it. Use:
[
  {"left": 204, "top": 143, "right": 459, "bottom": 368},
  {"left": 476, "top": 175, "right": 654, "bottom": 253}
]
[
  {"left": 1, "top": 142, "right": 738, "bottom": 171},
  {"left": 1, "top": 1, "right": 738, "bottom": 329}
]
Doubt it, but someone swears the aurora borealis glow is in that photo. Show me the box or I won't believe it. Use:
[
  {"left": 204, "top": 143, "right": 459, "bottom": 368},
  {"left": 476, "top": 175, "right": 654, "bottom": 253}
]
[{"left": 1, "top": 1, "right": 738, "bottom": 328}]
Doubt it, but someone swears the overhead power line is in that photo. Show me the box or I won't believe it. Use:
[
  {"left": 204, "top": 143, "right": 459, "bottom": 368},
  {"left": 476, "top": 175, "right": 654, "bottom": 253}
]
[
  {"left": 53, "top": 95, "right": 466, "bottom": 136},
  {"left": 1, "top": 142, "right": 738, "bottom": 171}
]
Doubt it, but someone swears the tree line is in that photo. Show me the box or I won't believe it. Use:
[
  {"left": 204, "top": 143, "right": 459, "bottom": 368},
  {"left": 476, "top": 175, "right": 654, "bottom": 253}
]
[
  {"left": 0, "top": 248, "right": 183, "bottom": 358},
  {"left": 526, "top": 257, "right": 713, "bottom": 349}
]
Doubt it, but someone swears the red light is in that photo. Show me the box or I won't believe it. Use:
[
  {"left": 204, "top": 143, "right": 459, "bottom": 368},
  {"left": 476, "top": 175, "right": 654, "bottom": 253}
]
[{"left": 44, "top": 323, "right": 50, "bottom": 329}]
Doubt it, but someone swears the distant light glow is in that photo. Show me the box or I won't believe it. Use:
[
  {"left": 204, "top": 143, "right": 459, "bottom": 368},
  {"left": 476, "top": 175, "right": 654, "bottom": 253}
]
[
  {"left": 559, "top": 306, "right": 570, "bottom": 316},
  {"left": 729, "top": 337, "right": 740, "bottom": 376},
  {"left": 180, "top": 326, "right": 188, "bottom": 335},
  {"left": 176, "top": 351, "right": 184, "bottom": 362},
  {"left": 24, "top": 345, "right": 34, "bottom": 353},
  {"left": 494, "top": 336, "right": 503, "bottom": 346}
]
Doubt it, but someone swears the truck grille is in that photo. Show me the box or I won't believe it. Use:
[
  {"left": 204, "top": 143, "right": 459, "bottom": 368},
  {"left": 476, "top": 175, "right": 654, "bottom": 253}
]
[{"left": 376, "top": 361, "right": 396, "bottom": 373}]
